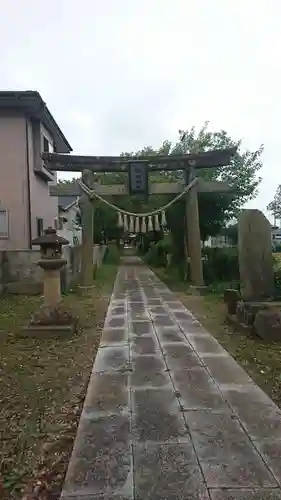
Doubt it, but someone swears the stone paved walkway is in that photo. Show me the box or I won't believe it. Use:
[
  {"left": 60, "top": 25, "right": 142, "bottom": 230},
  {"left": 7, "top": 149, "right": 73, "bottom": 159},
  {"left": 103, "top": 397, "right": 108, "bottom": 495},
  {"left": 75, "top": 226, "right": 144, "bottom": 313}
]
[{"left": 61, "top": 260, "right": 281, "bottom": 500}]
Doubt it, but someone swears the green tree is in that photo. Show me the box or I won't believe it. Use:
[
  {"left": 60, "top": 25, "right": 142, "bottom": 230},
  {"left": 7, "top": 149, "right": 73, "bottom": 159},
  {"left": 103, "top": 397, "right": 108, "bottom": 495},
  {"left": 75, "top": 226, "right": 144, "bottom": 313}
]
[
  {"left": 157, "top": 123, "right": 263, "bottom": 262},
  {"left": 267, "top": 185, "right": 281, "bottom": 220}
]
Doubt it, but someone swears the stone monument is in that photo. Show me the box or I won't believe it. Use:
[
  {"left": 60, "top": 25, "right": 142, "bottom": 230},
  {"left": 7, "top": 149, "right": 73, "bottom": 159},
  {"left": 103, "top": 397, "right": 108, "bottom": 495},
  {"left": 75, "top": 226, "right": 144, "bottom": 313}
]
[
  {"left": 21, "top": 227, "right": 78, "bottom": 337},
  {"left": 225, "top": 209, "right": 281, "bottom": 341},
  {"left": 238, "top": 209, "right": 274, "bottom": 300}
]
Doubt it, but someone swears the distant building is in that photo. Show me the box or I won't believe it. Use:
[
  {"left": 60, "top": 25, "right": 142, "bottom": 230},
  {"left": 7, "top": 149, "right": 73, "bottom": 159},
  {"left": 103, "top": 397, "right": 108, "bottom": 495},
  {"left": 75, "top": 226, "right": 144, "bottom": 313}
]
[
  {"left": 0, "top": 91, "right": 72, "bottom": 249},
  {"left": 204, "top": 234, "right": 232, "bottom": 248},
  {"left": 56, "top": 196, "right": 82, "bottom": 246},
  {"left": 272, "top": 227, "right": 281, "bottom": 248}
]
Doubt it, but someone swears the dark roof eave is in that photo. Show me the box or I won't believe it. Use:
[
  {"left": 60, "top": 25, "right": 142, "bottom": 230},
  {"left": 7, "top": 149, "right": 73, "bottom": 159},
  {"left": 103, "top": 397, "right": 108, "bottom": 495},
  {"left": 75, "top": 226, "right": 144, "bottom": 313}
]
[
  {"left": 40, "top": 104, "right": 72, "bottom": 153},
  {"left": 0, "top": 91, "right": 72, "bottom": 153}
]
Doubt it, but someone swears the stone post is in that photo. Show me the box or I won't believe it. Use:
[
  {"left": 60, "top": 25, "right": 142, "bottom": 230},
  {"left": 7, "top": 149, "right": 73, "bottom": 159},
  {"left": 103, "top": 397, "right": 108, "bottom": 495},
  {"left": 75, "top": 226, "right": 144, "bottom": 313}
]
[
  {"left": 79, "top": 170, "right": 95, "bottom": 287},
  {"left": 43, "top": 268, "right": 62, "bottom": 306},
  {"left": 185, "top": 175, "right": 204, "bottom": 286}
]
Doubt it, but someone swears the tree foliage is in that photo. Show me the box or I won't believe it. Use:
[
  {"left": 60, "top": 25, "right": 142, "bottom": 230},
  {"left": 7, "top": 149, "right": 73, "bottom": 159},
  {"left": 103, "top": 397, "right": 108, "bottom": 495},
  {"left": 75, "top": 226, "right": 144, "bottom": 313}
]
[
  {"left": 161, "top": 123, "right": 262, "bottom": 260},
  {"left": 267, "top": 185, "right": 281, "bottom": 219}
]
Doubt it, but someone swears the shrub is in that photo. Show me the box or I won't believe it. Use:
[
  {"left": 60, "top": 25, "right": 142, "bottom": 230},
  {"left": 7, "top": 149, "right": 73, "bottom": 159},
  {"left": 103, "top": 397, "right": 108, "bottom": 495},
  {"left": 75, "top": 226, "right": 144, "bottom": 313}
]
[
  {"left": 274, "top": 269, "right": 281, "bottom": 297},
  {"left": 103, "top": 243, "right": 121, "bottom": 264},
  {"left": 143, "top": 242, "right": 165, "bottom": 267},
  {"left": 202, "top": 247, "right": 239, "bottom": 284},
  {"left": 143, "top": 234, "right": 172, "bottom": 267},
  {"left": 273, "top": 253, "right": 281, "bottom": 271}
]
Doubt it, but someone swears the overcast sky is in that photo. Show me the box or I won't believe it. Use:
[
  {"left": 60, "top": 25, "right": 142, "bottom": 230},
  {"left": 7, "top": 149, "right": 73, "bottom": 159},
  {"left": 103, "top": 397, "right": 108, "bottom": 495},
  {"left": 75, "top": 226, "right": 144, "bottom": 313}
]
[{"left": 0, "top": 0, "right": 280, "bottom": 218}]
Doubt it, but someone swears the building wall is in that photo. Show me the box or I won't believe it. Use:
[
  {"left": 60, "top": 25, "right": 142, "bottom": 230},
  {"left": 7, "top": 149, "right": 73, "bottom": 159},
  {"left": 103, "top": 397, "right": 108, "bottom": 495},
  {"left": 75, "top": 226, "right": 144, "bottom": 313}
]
[
  {"left": 0, "top": 113, "right": 30, "bottom": 250},
  {"left": 204, "top": 235, "right": 232, "bottom": 248},
  {"left": 26, "top": 119, "right": 58, "bottom": 240},
  {"left": 0, "top": 113, "right": 59, "bottom": 250},
  {"left": 0, "top": 246, "right": 84, "bottom": 295},
  {"left": 0, "top": 245, "right": 107, "bottom": 295}
]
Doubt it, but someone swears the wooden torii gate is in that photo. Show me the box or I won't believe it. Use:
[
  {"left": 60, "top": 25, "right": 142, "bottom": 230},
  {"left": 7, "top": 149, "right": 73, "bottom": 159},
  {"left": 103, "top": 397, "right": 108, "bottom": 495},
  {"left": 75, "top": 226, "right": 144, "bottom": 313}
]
[{"left": 45, "top": 147, "right": 236, "bottom": 287}]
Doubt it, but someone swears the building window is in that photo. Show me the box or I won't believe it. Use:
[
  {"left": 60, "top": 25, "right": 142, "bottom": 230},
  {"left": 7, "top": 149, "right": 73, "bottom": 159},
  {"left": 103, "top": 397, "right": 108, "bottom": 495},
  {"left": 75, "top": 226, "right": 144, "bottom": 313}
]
[
  {"left": 43, "top": 136, "right": 49, "bottom": 153},
  {"left": 0, "top": 208, "right": 9, "bottom": 238},
  {"left": 36, "top": 217, "right": 44, "bottom": 237},
  {"left": 54, "top": 217, "right": 63, "bottom": 230}
]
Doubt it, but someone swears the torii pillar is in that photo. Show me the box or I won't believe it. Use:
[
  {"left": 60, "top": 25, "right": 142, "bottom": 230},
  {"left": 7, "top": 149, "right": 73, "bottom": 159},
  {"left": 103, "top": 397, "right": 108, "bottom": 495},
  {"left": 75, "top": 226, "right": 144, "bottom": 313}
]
[
  {"left": 79, "top": 170, "right": 95, "bottom": 287},
  {"left": 185, "top": 169, "right": 204, "bottom": 287}
]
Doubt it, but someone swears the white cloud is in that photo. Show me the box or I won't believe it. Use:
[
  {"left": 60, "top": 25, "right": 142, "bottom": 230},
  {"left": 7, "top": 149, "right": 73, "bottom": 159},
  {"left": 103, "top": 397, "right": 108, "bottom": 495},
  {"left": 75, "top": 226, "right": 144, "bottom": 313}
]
[{"left": 0, "top": 0, "right": 280, "bottom": 218}]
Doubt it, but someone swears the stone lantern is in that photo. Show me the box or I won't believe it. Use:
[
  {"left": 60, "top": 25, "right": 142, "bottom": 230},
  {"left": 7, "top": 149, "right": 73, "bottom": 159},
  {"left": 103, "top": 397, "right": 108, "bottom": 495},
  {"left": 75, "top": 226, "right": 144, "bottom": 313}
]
[
  {"left": 21, "top": 227, "right": 78, "bottom": 337},
  {"left": 32, "top": 227, "right": 69, "bottom": 306}
]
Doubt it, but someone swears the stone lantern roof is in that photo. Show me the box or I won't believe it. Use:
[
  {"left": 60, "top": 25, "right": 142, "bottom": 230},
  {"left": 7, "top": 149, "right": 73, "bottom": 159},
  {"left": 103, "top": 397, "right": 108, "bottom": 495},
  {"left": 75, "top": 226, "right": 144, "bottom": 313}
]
[{"left": 32, "top": 227, "right": 69, "bottom": 246}]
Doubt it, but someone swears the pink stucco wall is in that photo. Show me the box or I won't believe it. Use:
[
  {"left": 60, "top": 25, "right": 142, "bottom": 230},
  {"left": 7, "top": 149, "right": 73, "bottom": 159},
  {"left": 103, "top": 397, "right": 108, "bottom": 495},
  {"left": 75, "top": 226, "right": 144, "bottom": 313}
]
[
  {"left": 0, "top": 112, "right": 58, "bottom": 250},
  {"left": 26, "top": 120, "right": 58, "bottom": 241},
  {"left": 0, "top": 113, "right": 30, "bottom": 250}
]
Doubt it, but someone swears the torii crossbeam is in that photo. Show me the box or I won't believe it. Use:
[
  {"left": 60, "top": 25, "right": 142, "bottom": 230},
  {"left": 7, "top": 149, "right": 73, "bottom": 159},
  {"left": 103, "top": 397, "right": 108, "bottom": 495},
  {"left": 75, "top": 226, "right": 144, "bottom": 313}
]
[{"left": 43, "top": 147, "right": 236, "bottom": 172}]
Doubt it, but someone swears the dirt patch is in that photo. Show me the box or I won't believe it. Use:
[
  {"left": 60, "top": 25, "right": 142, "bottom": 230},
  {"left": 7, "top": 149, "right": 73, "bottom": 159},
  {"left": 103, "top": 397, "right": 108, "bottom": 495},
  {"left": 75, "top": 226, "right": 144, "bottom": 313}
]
[
  {"left": 153, "top": 267, "right": 281, "bottom": 410},
  {"left": 0, "top": 264, "right": 117, "bottom": 500}
]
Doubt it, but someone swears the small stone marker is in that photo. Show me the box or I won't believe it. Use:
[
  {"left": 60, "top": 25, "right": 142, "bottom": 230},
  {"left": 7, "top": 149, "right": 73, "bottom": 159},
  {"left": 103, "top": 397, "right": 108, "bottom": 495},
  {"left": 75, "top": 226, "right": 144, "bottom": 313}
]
[
  {"left": 238, "top": 209, "right": 274, "bottom": 301},
  {"left": 254, "top": 308, "right": 281, "bottom": 341},
  {"left": 224, "top": 288, "right": 241, "bottom": 314}
]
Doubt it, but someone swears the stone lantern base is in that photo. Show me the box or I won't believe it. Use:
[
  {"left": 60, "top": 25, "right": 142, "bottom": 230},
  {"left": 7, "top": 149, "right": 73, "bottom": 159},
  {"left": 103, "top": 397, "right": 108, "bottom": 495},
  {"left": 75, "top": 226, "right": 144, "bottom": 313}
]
[{"left": 20, "top": 302, "right": 79, "bottom": 338}]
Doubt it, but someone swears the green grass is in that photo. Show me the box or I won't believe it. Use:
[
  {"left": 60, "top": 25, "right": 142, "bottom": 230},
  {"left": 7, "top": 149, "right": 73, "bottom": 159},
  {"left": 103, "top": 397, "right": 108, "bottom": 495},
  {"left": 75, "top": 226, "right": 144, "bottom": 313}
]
[
  {"left": 153, "top": 267, "right": 189, "bottom": 293},
  {"left": 274, "top": 252, "right": 281, "bottom": 270},
  {"left": 95, "top": 263, "right": 119, "bottom": 284}
]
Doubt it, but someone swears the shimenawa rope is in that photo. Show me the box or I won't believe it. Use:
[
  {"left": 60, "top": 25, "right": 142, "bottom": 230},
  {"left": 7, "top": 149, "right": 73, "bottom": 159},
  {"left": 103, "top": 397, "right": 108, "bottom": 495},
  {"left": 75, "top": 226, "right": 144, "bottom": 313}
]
[{"left": 77, "top": 177, "right": 197, "bottom": 217}]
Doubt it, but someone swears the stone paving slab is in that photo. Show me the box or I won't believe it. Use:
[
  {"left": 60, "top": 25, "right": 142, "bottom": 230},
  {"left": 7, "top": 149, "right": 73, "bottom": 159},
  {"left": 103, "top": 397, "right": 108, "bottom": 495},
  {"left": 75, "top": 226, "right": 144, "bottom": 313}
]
[
  {"left": 131, "top": 321, "right": 153, "bottom": 336},
  {"left": 134, "top": 442, "right": 209, "bottom": 499},
  {"left": 83, "top": 372, "right": 129, "bottom": 415},
  {"left": 179, "top": 384, "right": 231, "bottom": 411},
  {"left": 221, "top": 384, "right": 281, "bottom": 440},
  {"left": 131, "top": 336, "right": 159, "bottom": 355},
  {"left": 209, "top": 489, "right": 281, "bottom": 499},
  {"left": 130, "top": 355, "right": 170, "bottom": 388},
  {"left": 132, "top": 388, "right": 189, "bottom": 442},
  {"left": 202, "top": 354, "right": 253, "bottom": 384},
  {"left": 93, "top": 345, "right": 131, "bottom": 373},
  {"left": 156, "top": 326, "right": 187, "bottom": 343},
  {"left": 62, "top": 414, "right": 132, "bottom": 497},
  {"left": 254, "top": 439, "right": 281, "bottom": 484},
  {"left": 100, "top": 328, "right": 129, "bottom": 346},
  {"left": 62, "top": 496, "right": 132, "bottom": 500},
  {"left": 187, "top": 334, "right": 226, "bottom": 354},
  {"left": 201, "top": 458, "right": 277, "bottom": 488},
  {"left": 61, "top": 261, "right": 281, "bottom": 499},
  {"left": 163, "top": 343, "right": 203, "bottom": 370}
]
